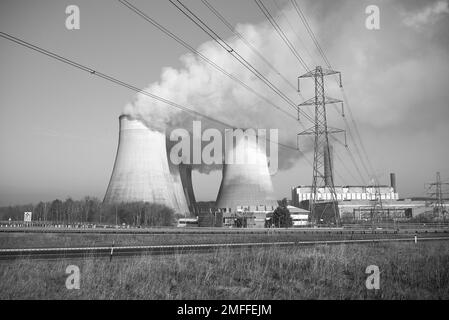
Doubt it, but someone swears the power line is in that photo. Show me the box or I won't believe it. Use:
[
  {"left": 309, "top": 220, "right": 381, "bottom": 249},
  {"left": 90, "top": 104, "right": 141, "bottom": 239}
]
[
  {"left": 168, "top": 0, "right": 340, "bottom": 183},
  {"left": 118, "top": 1, "right": 328, "bottom": 179},
  {"left": 330, "top": 136, "right": 367, "bottom": 185},
  {"left": 0, "top": 31, "right": 304, "bottom": 155},
  {"left": 272, "top": 0, "right": 318, "bottom": 67},
  {"left": 119, "top": 0, "right": 324, "bottom": 176},
  {"left": 200, "top": 0, "right": 297, "bottom": 92},
  {"left": 253, "top": 0, "right": 310, "bottom": 72},
  {"left": 290, "top": 0, "right": 375, "bottom": 183},
  {"left": 341, "top": 89, "right": 376, "bottom": 176},
  {"left": 283, "top": 0, "right": 369, "bottom": 188},
  {"left": 194, "top": 1, "right": 359, "bottom": 187},
  {"left": 168, "top": 0, "right": 316, "bottom": 124},
  {"left": 170, "top": 0, "right": 336, "bottom": 180},
  {"left": 200, "top": 0, "right": 315, "bottom": 134},
  {"left": 118, "top": 0, "right": 299, "bottom": 123},
  {"left": 290, "top": 0, "right": 331, "bottom": 69},
  {"left": 332, "top": 148, "right": 362, "bottom": 186}
]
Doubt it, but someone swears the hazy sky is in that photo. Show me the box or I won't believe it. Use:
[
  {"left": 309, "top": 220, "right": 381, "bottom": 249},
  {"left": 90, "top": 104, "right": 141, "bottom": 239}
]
[{"left": 1, "top": 0, "right": 448, "bottom": 206}]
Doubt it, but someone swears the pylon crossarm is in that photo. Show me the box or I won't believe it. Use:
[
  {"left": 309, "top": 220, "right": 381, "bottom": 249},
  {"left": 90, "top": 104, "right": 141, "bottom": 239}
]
[
  {"left": 297, "top": 127, "right": 316, "bottom": 136},
  {"left": 298, "top": 96, "right": 342, "bottom": 106},
  {"left": 324, "top": 96, "right": 343, "bottom": 104},
  {"left": 299, "top": 68, "right": 340, "bottom": 78},
  {"left": 327, "top": 127, "right": 345, "bottom": 134},
  {"left": 298, "top": 97, "right": 316, "bottom": 106}
]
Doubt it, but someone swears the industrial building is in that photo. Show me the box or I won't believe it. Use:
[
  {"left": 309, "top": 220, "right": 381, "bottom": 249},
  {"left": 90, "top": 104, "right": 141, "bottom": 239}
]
[
  {"left": 292, "top": 185, "right": 399, "bottom": 202},
  {"left": 288, "top": 205, "right": 310, "bottom": 226},
  {"left": 291, "top": 173, "right": 428, "bottom": 222}
]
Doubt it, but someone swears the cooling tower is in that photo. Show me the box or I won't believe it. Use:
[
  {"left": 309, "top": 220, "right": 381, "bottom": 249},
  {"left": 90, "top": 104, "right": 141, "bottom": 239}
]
[
  {"left": 215, "top": 132, "right": 278, "bottom": 212},
  {"left": 178, "top": 163, "right": 197, "bottom": 215},
  {"left": 168, "top": 161, "right": 196, "bottom": 216},
  {"left": 104, "top": 115, "right": 190, "bottom": 215}
]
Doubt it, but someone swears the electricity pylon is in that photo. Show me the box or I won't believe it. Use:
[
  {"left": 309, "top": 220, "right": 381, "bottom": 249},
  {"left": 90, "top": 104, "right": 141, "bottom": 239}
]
[
  {"left": 371, "top": 176, "right": 385, "bottom": 227},
  {"left": 297, "top": 66, "right": 344, "bottom": 226},
  {"left": 426, "top": 172, "right": 449, "bottom": 221}
]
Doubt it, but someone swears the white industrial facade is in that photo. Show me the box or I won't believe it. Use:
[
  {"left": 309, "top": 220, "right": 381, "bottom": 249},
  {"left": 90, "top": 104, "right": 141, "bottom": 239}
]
[{"left": 291, "top": 185, "right": 399, "bottom": 205}]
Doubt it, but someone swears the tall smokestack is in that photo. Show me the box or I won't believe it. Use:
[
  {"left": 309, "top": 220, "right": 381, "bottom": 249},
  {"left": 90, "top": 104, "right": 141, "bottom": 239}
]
[
  {"left": 390, "top": 173, "right": 397, "bottom": 193},
  {"left": 324, "top": 144, "right": 334, "bottom": 186},
  {"left": 215, "top": 132, "right": 277, "bottom": 211},
  {"left": 104, "top": 115, "right": 190, "bottom": 215}
]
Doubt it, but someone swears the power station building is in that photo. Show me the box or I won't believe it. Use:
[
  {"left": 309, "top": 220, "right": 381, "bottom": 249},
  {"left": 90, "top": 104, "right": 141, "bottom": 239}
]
[
  {"left": 291, "top": 173, "right": 428, "bottom": 221},
  {"left": 292, "top": 185, "right": 399, "bottom": 203}
]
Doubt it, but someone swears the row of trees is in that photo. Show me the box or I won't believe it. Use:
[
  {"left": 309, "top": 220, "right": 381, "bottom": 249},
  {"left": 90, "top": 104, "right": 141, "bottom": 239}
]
[{"left": 0, "top": 197, "right": 175, "bottom": 227}]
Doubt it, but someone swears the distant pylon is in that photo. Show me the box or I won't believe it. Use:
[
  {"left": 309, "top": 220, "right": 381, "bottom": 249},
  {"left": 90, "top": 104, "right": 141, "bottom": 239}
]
[
  {"left": 426, "top": 172, "right": 449, "bottom": 220},
  {"left": 371, "top": 177, "right": 385, "bottom": 225},
  {"left": 297, "top": 66, "right": 345, "bottom": 226}
]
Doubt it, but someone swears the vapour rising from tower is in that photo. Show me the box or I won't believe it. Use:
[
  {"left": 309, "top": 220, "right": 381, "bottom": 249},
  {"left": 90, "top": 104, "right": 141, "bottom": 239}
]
[{"left": 104, "top": 115, "right": 191, "bottom": 215}]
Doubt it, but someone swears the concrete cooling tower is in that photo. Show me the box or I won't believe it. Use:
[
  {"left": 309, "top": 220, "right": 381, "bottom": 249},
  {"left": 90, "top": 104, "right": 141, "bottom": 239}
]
[
  {"left": 178, "top": 163, "right": 197, "bottom": 214},
  {"left": 104, "top": 115, "right": 191, "bottom": 215},
  {"left": 168, "top": 161, "right": 196, "bottom": 216},
  {"left": 215, "top": 132, "right": 278, "bottom": 212}
]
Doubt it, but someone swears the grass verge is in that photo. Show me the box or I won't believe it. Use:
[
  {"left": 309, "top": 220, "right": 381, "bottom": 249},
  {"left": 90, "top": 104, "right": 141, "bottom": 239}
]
[{"left": 0, "top": 241, "right": 448, "bottom": 299}]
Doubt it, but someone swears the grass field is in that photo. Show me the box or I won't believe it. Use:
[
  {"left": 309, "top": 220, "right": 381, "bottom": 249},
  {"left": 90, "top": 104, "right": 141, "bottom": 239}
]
[{"left": 0, "top": 241, "right": 448, "bottom": 299}]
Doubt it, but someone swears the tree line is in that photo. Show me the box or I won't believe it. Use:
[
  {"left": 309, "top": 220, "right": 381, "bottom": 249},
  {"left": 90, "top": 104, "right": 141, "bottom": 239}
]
[{"left": 0, "top": 197, "right": 175, "bottom": 227}]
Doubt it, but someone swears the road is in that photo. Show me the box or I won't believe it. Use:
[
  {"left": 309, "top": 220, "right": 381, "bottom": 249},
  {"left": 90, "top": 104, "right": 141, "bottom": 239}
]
[{"left": 1, "top": 234, "right": 448, "bottom": 261}]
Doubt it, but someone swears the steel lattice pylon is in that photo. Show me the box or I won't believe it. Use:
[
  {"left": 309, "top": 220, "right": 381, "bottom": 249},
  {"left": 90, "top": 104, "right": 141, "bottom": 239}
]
[
  {"left": 297, "top": 66, "right": 344, "bottom": 226},
  {"left": 426, "top": 172, "right": 449, "bottom": 221}
]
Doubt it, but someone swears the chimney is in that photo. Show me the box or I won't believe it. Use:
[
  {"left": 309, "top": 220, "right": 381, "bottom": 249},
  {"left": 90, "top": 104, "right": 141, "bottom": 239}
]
[
  {"left": 324, "top": 144, "right": 334, "bottom": 186},
  {"left": 103, "top": 115, "right": 191, "bottom": 215},
  {"left": 215, "top": 131, "right": 278, "bottom": 212},
  {"left": 390, "top": 173, "right": 397, "bottom": 193}
]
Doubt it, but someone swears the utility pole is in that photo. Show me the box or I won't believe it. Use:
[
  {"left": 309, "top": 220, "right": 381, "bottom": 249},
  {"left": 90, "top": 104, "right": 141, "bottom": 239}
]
[
  {"left": 297, "top": 66, "right": 344, "bottom": 226},
  {"left": 426, "top": 172, "right": 449, "bottom": 221}
]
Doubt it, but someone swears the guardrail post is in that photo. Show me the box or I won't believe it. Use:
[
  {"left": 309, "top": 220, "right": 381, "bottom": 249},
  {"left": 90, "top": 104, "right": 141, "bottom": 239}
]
[{"left": 110, "top": 241, "right": 114, "bottom": 261}]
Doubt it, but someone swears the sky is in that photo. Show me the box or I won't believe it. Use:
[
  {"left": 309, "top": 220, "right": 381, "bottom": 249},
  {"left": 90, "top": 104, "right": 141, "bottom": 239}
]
[{"left": 0, "top": 0, "right": 448, "bottom": 206}]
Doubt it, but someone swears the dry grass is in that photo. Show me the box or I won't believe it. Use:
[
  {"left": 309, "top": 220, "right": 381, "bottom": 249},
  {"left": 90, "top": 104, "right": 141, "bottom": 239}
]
[{"left": 0, "top": 241, "right": 448, "bottom": 300}]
